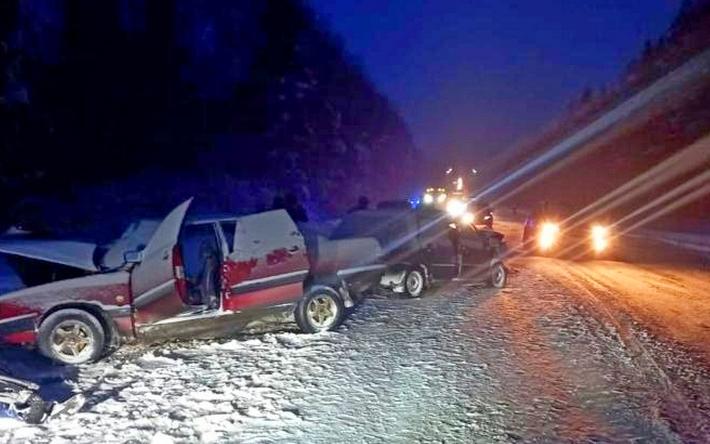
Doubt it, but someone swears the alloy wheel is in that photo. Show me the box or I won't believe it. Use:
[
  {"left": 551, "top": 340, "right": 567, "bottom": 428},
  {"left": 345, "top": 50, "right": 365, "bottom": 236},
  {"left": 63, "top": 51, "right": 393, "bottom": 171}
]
[
  {"left": 50, "top": 320, "right": 95, "bottom": 364},
  {"left": 307, "top": 295, "right": 338, "bottom": 329}
]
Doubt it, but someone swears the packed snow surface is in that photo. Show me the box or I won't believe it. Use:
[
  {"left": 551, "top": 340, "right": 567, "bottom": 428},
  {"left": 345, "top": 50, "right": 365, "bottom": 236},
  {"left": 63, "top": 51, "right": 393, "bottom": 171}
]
[{"left": 2, "top": 266, "right": 710, "bottom": 443}]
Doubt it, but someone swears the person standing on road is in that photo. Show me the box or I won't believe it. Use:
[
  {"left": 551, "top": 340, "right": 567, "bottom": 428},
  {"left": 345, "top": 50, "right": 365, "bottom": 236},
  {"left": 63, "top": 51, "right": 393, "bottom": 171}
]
[
  {"left": 348, "top": 195, "right": 370, "bottom": 213},
  {"left": 285, "top": 193, "right": 308, "bottom": 223}
]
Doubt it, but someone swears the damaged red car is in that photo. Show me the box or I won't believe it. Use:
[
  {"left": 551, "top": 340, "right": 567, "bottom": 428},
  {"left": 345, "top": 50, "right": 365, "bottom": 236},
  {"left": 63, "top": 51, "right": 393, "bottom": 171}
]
[{"left": 0, "top": 200, "right": 384, "bottom": 365}]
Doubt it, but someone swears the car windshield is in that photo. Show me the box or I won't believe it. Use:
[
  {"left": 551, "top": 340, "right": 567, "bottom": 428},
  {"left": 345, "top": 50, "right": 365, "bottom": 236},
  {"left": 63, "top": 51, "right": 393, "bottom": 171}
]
[
  {"left": 332, "top": 211, "right": 415, "bottom": 245},
  {"left": 96, "top": 219, "right": 161, "bottom": 270}
]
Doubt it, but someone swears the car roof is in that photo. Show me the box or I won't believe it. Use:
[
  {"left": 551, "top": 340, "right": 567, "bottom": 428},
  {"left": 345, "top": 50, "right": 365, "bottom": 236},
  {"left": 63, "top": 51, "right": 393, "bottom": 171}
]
[{"left": 185, "top": 214, "right": 239, "bottom": 225}]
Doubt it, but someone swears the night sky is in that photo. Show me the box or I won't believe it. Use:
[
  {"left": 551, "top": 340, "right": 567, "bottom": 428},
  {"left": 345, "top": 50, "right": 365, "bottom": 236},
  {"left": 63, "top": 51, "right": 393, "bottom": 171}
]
[{"left": 309, "top": 0, "right": 681, "bottom": 159}]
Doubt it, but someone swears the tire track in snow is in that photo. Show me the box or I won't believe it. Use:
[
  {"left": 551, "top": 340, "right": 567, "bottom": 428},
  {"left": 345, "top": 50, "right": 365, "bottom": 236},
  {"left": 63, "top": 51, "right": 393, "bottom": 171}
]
[{"left": 528, "top": 258, "right": 710, "bottom": 440}]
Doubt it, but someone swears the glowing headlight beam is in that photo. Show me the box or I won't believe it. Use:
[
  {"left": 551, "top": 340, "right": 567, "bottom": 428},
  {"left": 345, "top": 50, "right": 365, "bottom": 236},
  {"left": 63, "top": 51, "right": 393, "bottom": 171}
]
[
  {"left": 538, "top": 222, "right": 560, "bottom": 252},
  {"left": 616, "top": 169, "right": 710, "bottom": 229},
  {"left": 590, "top": 225, "right": 609, "bottom": 253},
  {"left": 473, "top": 48, "right": 710, "bottom": 204},
  {"left": 446, "top": 199, "right": 467, "bottom": 218},
  {"left": 456, "top": 176, "right": 463, "bottom": 191},
  {"left": 620, "top": 180, "right": 710, "bottom": 236}
]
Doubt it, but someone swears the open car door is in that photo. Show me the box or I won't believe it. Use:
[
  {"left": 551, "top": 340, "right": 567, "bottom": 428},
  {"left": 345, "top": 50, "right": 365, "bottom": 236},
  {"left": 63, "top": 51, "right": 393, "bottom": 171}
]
[
  {"left": 458, "top": 224, "right": 493, "bottom": 277},
  {"left": 417, "top": 210, "right": 459, "bottom": 280},
  {"left": 131, "top": 199, "right": 192, "bottom": 327}
]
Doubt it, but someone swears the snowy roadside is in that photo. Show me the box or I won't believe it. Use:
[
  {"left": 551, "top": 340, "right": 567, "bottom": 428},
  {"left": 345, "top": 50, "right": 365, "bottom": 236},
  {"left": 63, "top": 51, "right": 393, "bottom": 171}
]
[
  {"left": 629, "top": 229, "right": 710, "bottom": 256},
  {"left": 2, "top": 268, "right": 707, "bottom": 443}
]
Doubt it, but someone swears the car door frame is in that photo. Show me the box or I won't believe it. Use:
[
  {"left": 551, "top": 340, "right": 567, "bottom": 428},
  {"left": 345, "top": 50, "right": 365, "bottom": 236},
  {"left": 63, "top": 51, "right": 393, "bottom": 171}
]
[
  {"left": 416, "top": 210, "right": 460, "bottom": 281},
  {"left": 131, "top": 199, "right": 192, "bottom": 331},
  {"left": 458, "top": 224, "right": 493, "bottom": 278}
]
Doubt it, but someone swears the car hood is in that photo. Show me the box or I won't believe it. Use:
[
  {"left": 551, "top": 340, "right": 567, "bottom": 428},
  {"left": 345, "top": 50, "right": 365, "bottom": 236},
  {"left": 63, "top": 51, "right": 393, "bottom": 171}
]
[{"left": 0, "top": 238, "right": 99, "bottom": 272}]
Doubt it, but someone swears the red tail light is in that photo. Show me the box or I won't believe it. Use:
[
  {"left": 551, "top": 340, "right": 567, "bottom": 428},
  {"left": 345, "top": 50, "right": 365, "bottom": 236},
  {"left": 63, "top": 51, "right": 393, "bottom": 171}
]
[{"left": 172, "top": 245, "right": 188, "bottom": 302}]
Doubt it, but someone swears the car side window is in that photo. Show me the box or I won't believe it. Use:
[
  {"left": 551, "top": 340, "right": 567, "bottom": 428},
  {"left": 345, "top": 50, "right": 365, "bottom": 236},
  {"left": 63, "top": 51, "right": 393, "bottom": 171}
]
[{"left": 220, "top": 221, "right": 236, "bottom": 252}]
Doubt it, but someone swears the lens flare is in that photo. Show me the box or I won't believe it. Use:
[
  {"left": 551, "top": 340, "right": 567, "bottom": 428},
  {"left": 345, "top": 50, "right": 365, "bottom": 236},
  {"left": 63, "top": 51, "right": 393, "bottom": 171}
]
[
  {"left": 437, "top": 193, "right": 447, "bottom": 204},
  {"left": 423, "top": 193, "right": 434, "bottom": 204},
  {"left": 538, "top": 222, "right": 560, "bottom": 251},
  {"left": 456, "top": 176, "right": 463, "bottom": 191},
  {"left": 591, "top": 224, "right": 609, "bottom": 253},
  {"left": 461, "top": 211, "right": 475, "bottom": 225},
  {"left": 446, "top": 198, "right": 466, "bottom": 217}
]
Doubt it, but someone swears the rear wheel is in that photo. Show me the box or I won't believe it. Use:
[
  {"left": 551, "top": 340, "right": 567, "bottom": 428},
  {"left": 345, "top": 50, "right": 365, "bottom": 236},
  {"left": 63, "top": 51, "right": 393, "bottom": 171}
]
[
  {"left": 38, "top": 309, "right": 106, "bottom": 365},
  {"left": 404, "top": 268, "right": 425, "bottom": 298},
  {"left": 295, "top": 287, "right": 345, "bottom": 333},
  {"left": 489, "top": 263, "right": 507, "bottom": 288}
]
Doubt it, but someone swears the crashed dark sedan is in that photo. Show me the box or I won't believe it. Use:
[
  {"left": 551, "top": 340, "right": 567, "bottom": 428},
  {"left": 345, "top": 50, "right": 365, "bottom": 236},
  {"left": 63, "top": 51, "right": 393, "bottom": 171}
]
[
  {"left": 331, "top": 206, "right": 508, "bottom": 298},
  {"left": 0, "top": 200, "right": 384, "bottom": 365}
]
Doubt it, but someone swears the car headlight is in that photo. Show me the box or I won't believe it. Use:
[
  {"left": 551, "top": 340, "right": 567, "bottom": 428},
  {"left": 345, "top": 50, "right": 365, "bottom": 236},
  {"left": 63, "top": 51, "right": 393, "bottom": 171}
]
[
  {"left": 437, "top": 193, "right": 447, "bottom": 204},
  {"left": 423, "top": 193, "right": 434, "bottom": 204},
  {"left": 446, "top": 198, "right": 466, "bottom": 218},
  {"left": 460, "top": 211, "right": 475, "bottom": 225},
  {"left": 538, "top": 222, "right": 560, "bottom": 251},
  {"left": 591, "top": 224, "right": 609, "bottom": 253}
]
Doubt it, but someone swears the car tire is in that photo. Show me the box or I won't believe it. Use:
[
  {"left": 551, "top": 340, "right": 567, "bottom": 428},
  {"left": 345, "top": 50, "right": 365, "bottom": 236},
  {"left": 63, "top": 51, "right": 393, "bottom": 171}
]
[
  {"left": 489, "top": 262, "right": 507, "bottom": 288},
  {"left": 38, "top": 309, "right": 106, "bottom": 365},
  {"left": 295, "top": 286, "right": 345, "bottom": 333},
  {"left": 403, "top": 268, "right": 425, "bottom": 298}
]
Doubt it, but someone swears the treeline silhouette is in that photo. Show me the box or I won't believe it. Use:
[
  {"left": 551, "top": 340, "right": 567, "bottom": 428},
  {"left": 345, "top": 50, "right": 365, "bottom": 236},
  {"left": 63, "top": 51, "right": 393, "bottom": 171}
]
[
  {"left": 0, "top": 0, "right": 417, "bottom": 233},
  {"left": 491, "top": 0, "right": 710, "bottom": 226}
]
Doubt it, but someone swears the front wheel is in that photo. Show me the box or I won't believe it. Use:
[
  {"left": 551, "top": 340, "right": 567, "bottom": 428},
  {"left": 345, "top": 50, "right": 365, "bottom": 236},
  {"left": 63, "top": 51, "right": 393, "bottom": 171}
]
[
  {"left": 37, "top": 309, "right": 106, "bottom": 365},
  {"left": 404, "top": 268, "right": 425, "bottom": 298},
  {"left": 295, "top": 286, "right": 345, "bottom": 333},
  {"left": 489, "top": 263, "right": 508, "bottom": 288}
]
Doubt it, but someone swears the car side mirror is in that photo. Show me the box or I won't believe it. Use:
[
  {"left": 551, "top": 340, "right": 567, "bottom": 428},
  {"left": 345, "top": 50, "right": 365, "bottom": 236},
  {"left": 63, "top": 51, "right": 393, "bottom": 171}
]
[{"left": 123, "top": 250, "right": 144, "bottom": 264}]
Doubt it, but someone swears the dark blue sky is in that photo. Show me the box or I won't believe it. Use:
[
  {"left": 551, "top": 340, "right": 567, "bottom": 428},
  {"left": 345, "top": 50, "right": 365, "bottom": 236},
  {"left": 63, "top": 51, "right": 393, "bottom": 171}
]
[{"left": 309, "top": 0, "right": 681, "bottom": 157}]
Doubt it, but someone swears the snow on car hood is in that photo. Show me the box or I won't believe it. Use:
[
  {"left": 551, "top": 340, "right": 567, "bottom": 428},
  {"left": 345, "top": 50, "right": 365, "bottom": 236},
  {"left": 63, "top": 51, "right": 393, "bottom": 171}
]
[{"left": 0, "top": 238, "right": 99, "bottom": 272}]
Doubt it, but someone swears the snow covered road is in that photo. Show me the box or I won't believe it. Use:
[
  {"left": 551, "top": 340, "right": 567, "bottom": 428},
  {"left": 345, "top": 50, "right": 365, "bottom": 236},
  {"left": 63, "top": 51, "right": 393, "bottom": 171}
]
[{"left": 3, "top": 260, "right": 709, "bottom": 443}]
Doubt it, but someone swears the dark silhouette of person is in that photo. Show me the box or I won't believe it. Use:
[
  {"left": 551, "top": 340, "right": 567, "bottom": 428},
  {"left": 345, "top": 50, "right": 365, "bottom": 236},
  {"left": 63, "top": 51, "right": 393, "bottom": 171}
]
[
  {"left": 348, "top": 195, "right": 370, "bottom": 213},
  {"left": 196, "top": 241, "right": 220, "bottom": 308},
  {"left": 522, "top": 201, "right": 550, "bottom": 243},
  {"left": 271, "top": 194, "right": 285, "bottom": 210},
  {"left": 285, "top": 193, "right": 308, "bottom": 223}
]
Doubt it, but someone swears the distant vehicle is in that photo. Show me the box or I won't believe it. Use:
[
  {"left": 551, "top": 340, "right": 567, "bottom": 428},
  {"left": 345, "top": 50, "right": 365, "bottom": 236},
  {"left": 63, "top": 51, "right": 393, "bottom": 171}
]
[
  {"left": 331, "top": 206, "right": 508, "bottom": 298},
  {"left": 522, "top": 205, "right": 612, "bottom": 257},
  {"left": 421, "top": 187, "right": 448, "bottom": 207},
  {"left": 420, "top": 167, "right": 485, "bottom": 226},
  {"left": 0, "top": 200, "right": 384, "bottom": 365}
]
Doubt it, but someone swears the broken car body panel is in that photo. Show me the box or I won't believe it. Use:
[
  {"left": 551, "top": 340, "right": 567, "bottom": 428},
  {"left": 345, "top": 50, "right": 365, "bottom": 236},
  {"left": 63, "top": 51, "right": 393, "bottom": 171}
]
[
  {"left": 332, "top": 207, "right": 507, "bottom": 290},
  {"left": 0, "top": 199, "right": 384, "bottom": 356},
  {"left": 0, "top": 239, "right": 99, "bottom": 272},
  {"left": 0, "top": 271, "right": 133, "bottom": 344}
]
